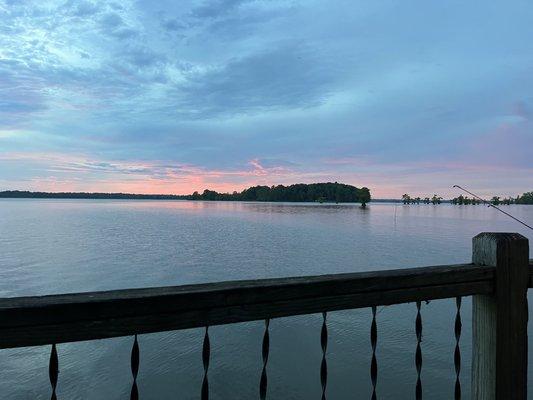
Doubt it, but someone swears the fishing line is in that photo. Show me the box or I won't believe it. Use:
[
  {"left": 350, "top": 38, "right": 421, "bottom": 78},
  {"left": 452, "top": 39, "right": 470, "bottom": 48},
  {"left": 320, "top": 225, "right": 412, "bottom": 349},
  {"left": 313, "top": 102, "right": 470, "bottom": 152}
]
[{"left": 452, "top": 185, "right": 533, "bottom": 231}]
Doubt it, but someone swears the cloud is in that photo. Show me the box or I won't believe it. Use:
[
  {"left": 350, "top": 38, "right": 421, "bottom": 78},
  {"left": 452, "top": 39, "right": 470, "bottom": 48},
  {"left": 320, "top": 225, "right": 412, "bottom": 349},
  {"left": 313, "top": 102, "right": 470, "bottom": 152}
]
[
  {"left": 0, "top": 62, "right": 49, "bottom": 127},
  {"left": 121, "top": 47, "right": 167, "bottom": 68},
  {"left": 462, "top": 119, "right": 533, "bottom": 169},
  {"left": 190, "top": 0, "right": 249, "bottom": 20},
  {"left": 108, "top": 27, "right": 139, "bottom": 39},
  {"left": 100, "top": 12, "right": 123, "bottom": 29},
  {"left": 161, "top": 18, "right": 185, "bottom": 32},
  {"left": 176, "top": 44, "right": 341, "bottom": 117},
  {"left": 70, "top": 0, "right": 100, "bottom": 17},
  {"left": 3, "top": 150, "right": 531, "bottom": 198},
  {"left": 97, "top": 10, "right": 142, "bottom": 39},
  {"left": 0, "top": 152, "right": 304, "bottom": 194},
  {"left": 511, "top": 101, "right": 531, "bottom": 120}
]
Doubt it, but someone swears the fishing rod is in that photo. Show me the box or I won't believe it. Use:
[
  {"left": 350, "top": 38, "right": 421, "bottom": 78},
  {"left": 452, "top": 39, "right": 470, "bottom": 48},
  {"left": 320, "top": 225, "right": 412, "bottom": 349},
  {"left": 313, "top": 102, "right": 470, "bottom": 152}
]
[{"left": 453, "top": 185, "right": 533, "bottom": 231}]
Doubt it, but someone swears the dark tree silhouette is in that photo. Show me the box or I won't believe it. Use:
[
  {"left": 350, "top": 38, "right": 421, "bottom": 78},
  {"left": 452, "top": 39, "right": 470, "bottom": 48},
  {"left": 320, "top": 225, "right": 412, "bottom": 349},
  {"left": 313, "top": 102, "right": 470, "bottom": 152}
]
[{"left": 0, "top": 183, "right": 371, "bottom": 204}]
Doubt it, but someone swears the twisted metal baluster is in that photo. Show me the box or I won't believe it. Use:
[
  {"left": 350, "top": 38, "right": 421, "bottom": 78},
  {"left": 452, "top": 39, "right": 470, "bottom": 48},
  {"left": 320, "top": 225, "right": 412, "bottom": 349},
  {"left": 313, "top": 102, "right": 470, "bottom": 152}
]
[
  {"left": 454, "top": 297, "right": 462, "bottom": 400},
  {"left": 201, "top": 327, "right": 210, "bottom": 400},
  {"left": 415, "top": 301, "right": 423, "bottom": 400},
  {"left": 260, "top": 319, "right": 270, "bottom": 400},
  {"left": 49, "top": 344, "right": 58, "bottom": 400},
  {"left": 131, "top": 335, "right": 140, "bottom": 400},
  {"left": 320, "top": 312, "right": 328, "bottom": 400},
  {"left": 370, "top": 306, "right": 378, "bottom": 400}
]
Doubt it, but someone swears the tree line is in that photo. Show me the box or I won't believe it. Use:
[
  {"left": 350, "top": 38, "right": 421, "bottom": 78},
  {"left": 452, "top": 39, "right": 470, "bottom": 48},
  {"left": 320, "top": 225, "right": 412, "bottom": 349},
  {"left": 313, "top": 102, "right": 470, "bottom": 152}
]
[
  {"left": 190, "top": 183, "right": 371, "bottom": 204},
  {"left": 516, "top": 192, "right": 533, "bottom": 204},
  {"left": 0, "top": 191, "right": 184, "bottom": 200},
  {"left": 451, "top": 192, "right": 533, "bottom": 205},
  {"left": 401, "top": 194, "right": 443, "bottom": 205},
  {"left": 0, "top": 183, "right": 371, "bottom": 204},
  {"left": 400, "top": 191, "right": 533, "bottom": 205},
  {"left": 3, "top": 188, "right": 530, "bottom": 205}
]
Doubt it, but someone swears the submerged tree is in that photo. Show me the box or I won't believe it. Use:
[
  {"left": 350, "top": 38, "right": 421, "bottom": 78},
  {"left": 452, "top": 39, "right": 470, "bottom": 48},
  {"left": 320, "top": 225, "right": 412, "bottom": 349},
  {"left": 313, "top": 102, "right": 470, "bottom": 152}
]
[
  {"left": 516, "top": 192, "right": 533, "bottom": 204},
  {"left": 501, "top": 197, "right": 515, "bottom": 205},
  {"left": 431, "top": 194, "right": 442, "bottom": 205}
]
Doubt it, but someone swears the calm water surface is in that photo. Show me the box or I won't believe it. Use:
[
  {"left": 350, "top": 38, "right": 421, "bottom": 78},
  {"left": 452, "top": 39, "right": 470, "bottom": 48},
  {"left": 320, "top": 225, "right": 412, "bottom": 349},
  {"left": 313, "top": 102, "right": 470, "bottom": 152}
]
[{"left": 1, "top": 199, "right": 532, "bottom": 399}]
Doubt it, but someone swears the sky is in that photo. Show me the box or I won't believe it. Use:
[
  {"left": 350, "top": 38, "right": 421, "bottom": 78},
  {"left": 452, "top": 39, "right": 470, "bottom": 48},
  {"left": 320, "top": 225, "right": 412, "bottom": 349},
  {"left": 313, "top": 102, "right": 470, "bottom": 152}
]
[{"left": 1, "top": 0, "right": 532, "bottom": 198}]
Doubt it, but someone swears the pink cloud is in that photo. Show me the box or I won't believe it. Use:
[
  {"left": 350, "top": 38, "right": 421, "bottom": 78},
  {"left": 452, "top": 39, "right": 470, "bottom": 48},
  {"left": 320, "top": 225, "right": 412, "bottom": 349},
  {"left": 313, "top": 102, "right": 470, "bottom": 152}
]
[
  {"left": 1, "top": 150, "right": 531, "bottom": 199},
  {"left": 0, "top": 152, "right": 308, "bottom": 195}
]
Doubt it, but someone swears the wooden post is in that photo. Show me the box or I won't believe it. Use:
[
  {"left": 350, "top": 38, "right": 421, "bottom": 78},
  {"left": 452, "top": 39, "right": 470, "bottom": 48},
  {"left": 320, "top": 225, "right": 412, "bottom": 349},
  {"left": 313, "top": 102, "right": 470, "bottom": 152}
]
[{"left": 472, "top": 232, "right": 529, "bottom": 400}]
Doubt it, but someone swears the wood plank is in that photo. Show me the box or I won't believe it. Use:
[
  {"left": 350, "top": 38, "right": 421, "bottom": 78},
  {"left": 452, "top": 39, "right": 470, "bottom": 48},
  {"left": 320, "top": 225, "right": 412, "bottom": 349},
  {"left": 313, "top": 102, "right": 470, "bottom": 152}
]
[
  {"left": 472, "top": 232, "right": 529, "bottom": 400},
  {"left": 0, "top": 280, "right": 492, "bottom": 348},
  {"left": 0, "top": 263, "right": 494, "bottom": 348},
  {"left": 0, "top": 263, "right": 490, "bottom": 326}
]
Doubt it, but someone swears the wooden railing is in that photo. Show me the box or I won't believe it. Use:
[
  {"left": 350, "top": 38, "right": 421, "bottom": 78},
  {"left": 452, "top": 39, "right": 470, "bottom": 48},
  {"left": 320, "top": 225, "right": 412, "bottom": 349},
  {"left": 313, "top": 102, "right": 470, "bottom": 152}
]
[{"left": 0, "top": 232, "right": 531, "bottom": 399}]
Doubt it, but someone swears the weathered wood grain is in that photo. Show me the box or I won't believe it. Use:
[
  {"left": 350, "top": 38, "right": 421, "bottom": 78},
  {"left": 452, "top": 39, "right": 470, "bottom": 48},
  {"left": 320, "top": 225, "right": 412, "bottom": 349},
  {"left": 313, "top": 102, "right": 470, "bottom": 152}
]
[
  {"left": 0, "top": 263, "right": 495, "bottom": 348},
  {"left": 528, "top": 260, "right": 533, "bottom": 287},
  {"left": 472, "top": 232, "right": 529, "bottom": 400}
]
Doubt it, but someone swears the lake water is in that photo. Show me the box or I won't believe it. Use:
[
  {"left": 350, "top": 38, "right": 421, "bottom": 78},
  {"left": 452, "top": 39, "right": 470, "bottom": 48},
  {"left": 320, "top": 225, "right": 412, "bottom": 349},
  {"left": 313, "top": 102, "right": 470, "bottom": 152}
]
[{"left": 0, "top": 199, "right": 532, "bottom": 399}]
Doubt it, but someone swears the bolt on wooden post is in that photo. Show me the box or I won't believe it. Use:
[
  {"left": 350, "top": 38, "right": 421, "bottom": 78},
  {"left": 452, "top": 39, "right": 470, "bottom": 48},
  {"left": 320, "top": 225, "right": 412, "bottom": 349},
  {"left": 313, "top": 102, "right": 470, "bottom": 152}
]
[{"left": 472, "top": 232, "right": 529, "bottom": 400}]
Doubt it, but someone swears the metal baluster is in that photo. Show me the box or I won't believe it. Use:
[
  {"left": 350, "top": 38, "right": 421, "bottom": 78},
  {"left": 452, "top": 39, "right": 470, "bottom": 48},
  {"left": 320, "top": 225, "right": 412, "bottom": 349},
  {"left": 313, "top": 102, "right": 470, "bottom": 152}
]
[
  {"left": 454, "top": 297, "right": 462, "bottom": 400},
  {"left": 320, "top": 312, "right": 328, "bottom": 400},
  {"left": 260, "top": 319, "right": 270, "bottom": 400},
  {"left": 131, "top": 335, "right": 140, "bottom": 400},
  {"left": 201, "top": 326, "right": 210, "bottom": 400},
  {"left": 49, "top": 344, "right": 58, "bottom": 400},
  {"left": 415, "top": 301, "right": 423, "bottom": 400},
  {"left": 370, "top": 306, "right": 378, "bottom": 400}
]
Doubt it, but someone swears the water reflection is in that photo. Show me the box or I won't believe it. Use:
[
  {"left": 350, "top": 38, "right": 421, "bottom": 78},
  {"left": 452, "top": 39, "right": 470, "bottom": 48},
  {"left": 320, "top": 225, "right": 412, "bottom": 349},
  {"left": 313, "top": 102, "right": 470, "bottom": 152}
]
[{"left": 0, "top": 200, "right": 531, "bottom": 399}]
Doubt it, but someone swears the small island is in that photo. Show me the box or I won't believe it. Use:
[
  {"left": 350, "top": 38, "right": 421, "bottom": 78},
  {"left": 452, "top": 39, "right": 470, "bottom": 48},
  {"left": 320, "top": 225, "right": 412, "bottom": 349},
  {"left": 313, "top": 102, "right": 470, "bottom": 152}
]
[{"left": 0, "top": 182, "right": 371, "bottom": 205}]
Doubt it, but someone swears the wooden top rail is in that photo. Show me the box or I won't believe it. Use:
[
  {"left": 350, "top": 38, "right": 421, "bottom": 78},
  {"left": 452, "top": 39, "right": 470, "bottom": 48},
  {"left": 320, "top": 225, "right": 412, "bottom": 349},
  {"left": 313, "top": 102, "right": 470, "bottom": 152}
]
[
  {"left": 529, "top": 259, "right": 533, "bottom": 287},
  {"left": 0, "top": 263, "right": 497, "bottom": 349}
]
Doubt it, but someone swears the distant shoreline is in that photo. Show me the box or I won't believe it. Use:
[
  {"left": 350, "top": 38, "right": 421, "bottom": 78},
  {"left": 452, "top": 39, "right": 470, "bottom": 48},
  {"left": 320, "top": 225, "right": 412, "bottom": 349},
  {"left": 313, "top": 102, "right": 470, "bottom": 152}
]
[
  {"left": 0, "top": 183, "right": 371, "bottom": 204},
  {"left": 2, "top": 190, "right": 531, "bottom": 205},
  {"left": 0, "top": 192, "right": 457, "bottom": 204},
  {"left": 3, "top": 196, "right": 533, "bottom": 206},
  {"left": 0, "top": 190, "right": 189, "bottom": 201}
]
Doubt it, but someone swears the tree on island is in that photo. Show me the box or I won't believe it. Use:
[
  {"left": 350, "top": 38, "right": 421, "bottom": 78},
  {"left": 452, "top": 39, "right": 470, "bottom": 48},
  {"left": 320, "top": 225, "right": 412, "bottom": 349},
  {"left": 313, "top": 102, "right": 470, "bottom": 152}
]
[
  {"left": 516, "top": 192, "right": 533, "bottom": 204},
  {"left": 450, "top": 191, "right": 533, "bottom": 206},
  {"left": 403, "top": 194, "right": 442, "bottom": 205},
  {"left": 431, "top": 194, "right": 442, "bottom": 205},
  {"left": 451, "top": 195, "right": 484, "bottom": 205},
  {"left": 234, "top": 183, "right": 370, "bottom": 203}
]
